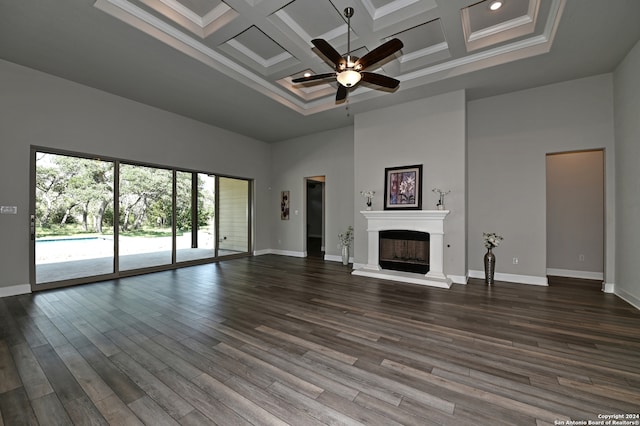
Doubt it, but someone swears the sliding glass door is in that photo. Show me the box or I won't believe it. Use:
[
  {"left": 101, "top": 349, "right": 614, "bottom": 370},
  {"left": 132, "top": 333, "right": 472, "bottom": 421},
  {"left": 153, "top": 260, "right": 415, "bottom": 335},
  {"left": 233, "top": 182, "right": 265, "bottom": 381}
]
[
  {"left": 33, "top": 152, "right": 115, "bottom": 284},
  {"left": 218, "top": 176, "right": 250, "bottom": 256},
  {"left": 118, "top": 163, "right": 173, "bottom": 271},
  {"left": 31, "top": 148, "right": 252, "bottom": 290},
  {"left": 176, "top": 172, "right": 216, "bottom": 262}
]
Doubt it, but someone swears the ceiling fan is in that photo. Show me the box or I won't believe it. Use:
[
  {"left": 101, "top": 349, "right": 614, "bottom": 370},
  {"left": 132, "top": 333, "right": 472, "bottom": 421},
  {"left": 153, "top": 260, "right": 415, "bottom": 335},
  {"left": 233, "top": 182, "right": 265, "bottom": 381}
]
[{"left": 292, "top": 7, "right": 403, "bottom": 102}]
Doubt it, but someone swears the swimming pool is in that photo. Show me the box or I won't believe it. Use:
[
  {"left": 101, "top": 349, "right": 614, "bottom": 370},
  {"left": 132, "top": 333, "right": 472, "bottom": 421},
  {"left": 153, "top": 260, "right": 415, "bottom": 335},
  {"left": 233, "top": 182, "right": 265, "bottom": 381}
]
[
  {"left": 35, "top": 235, "right": 175, "bottom": 264},
  {"left": 36, "top": 237, "right": 114, "bottom": 263}
]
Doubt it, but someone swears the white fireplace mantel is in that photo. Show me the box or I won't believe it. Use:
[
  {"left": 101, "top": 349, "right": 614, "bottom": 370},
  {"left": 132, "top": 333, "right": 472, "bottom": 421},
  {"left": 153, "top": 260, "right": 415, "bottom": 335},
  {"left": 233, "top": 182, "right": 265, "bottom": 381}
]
[{"left": 352, "top": 210, "right": 452, "bottom": 288}]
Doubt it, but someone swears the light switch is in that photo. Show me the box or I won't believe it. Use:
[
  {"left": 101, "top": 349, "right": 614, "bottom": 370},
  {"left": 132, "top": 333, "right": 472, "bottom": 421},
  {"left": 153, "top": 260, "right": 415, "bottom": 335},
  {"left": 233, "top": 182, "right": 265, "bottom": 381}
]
[{"left": 0, "top": 206, "right": 17, "bottom": 214}]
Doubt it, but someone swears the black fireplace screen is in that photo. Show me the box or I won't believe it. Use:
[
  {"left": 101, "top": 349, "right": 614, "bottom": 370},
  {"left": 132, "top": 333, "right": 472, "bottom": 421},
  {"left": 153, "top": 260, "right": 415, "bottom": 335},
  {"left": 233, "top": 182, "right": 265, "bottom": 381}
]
[{"left": 379, "top": 230, "right": 430, "bottom": 274}]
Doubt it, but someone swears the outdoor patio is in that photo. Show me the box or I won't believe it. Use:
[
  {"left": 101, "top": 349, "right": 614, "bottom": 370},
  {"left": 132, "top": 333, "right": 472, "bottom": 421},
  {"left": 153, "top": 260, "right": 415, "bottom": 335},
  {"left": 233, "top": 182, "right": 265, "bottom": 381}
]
[{"left": 35, "top": 248, "right": 241, "bottom": 284}]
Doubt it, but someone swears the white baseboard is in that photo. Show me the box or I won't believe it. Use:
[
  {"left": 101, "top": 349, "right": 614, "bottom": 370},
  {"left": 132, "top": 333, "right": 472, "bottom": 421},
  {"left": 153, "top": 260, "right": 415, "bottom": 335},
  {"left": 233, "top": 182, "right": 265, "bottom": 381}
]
[
  {"left": 546, "top": 268, "right": 604, "bottom": 281},
  {"left": 324, "top": 254, "right": 354, "bottom": 264},
  {"left": 615, "top": 287, "right": 640, "bottom": 311},
  {"left": 448, "top": 274, "right": 468, "bottom": 285},
  {"left": 0, "top": 283, "right": 31, "bottom": 298},
  {"left": 253, "top": 249, "right": 272, "bottom": 256},
  {"left": 468, "top": 270, "right": 549, "bottom": 286},
  {"left": 602, "top": 282, "right": 615, "bottom": 293},
  {"left": 267, "top": 249, "right": 306, "bottom": 258}
]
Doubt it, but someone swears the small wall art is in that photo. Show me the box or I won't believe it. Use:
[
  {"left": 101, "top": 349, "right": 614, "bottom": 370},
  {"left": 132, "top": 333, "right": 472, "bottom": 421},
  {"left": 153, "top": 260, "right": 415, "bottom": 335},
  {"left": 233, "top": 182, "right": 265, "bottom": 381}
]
[{"left": 280, "top": 190, "right": 290, "bottom": 220}]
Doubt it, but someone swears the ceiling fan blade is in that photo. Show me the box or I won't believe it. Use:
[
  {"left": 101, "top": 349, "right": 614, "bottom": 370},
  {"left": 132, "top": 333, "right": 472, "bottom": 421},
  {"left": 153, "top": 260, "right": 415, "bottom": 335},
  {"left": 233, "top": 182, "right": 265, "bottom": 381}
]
[
  {"left": 336, "top": 84, "right": 348, "bottom": 102},
  {"left": 291, "top": 73, "right": 336, "bottom": 83},
  {"left": 355, "top": 38, "right": 403, "bottom": 70},
  {"left": 360, "top": 72, "right": 400, "bottom": 89},
  {"left": 311, "top": 39, "right": 345, "bottom": 68}
]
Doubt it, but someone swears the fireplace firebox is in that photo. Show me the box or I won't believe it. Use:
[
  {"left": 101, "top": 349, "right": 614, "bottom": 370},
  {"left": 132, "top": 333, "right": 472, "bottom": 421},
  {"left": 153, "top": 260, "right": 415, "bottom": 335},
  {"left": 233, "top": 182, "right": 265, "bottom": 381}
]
[{"left": 379, "top": 230, "right": 430, "bottom": 274}]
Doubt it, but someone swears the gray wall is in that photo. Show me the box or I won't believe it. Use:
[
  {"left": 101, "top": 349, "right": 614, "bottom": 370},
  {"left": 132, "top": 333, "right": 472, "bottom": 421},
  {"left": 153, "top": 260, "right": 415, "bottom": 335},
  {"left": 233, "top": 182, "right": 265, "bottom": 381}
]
[
  {"left": 468, "top": 74, "right": 615, "bottom": 285},
  {"left": 0, "top": 60, "right": 272, "bottom": 295},
  {"left": 546, "top": 150, "right": 604, "bottom": 277},
  {"left": 270, "top": 126, "right": 354, "bottom": 258},
  {"left": 353, "top": 91, "right": 467, "bottom": 281},
  {"left": 614, "top": 39, "right": 640, "bottom": 308}
]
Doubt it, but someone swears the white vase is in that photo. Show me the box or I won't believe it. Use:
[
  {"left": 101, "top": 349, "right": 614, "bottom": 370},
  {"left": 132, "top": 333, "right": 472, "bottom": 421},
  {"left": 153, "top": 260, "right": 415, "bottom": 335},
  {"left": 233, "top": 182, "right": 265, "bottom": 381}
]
[{"left": 341, "top": 245, "right": 349, "bottom": 265}]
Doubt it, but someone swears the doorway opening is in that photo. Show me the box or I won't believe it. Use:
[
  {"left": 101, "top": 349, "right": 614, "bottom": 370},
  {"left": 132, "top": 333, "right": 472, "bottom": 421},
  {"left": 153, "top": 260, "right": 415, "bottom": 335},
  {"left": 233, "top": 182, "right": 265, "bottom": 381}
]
[
  {"left": 545, "top": 149, "right": 604, "bottom": 283},
  {"left": 305, "top": 176, "right": 325, "bottom": 258}
]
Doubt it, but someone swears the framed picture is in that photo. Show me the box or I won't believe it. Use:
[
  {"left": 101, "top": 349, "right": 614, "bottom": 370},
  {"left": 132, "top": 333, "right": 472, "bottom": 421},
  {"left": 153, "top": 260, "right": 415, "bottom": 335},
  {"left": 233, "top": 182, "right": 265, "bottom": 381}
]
[
  {"left": 280, "top": 191, "right": 290, "bottom": 220},
  {"left": 384, "top": 164, "right": 423, "bottom": 210}
]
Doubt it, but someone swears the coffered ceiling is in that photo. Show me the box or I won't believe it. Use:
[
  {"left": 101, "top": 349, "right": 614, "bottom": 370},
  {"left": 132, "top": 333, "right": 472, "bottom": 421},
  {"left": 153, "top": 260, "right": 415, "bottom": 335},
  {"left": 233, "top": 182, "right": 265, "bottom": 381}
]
[{"left": 1, "top": 0, "right": 639, "bottom": 142}]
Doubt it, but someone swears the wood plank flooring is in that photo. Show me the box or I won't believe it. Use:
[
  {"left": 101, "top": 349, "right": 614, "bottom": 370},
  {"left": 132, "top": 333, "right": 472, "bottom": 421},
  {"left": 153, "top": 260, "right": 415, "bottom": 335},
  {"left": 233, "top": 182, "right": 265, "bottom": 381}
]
[{"left": 1, "top": 255, "right": 639, "bottom": 425}]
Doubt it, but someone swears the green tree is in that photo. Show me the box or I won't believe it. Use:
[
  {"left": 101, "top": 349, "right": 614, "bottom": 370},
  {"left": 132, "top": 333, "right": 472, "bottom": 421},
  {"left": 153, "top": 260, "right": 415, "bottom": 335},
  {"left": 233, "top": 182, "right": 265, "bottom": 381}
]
[{"left": 119, "top": 164, "right": 172, "bottom": 232}]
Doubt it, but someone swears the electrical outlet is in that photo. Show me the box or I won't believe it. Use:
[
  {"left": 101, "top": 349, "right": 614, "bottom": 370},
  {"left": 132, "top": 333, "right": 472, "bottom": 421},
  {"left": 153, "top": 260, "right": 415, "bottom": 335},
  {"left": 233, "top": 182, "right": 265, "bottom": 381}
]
[
  {"left": 512, "top": 257, "right": 519, "bottom": 265},
  {"left": 579, "top": 254, "right": 585, "bottom": 262}
]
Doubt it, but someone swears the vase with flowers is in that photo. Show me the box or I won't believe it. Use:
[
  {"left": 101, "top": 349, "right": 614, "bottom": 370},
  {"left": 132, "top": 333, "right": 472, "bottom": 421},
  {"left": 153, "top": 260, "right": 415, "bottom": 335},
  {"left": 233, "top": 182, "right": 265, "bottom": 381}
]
[
  {"left": 483, "top": 232, "right": 503, "bottom": 284},
  {"left": 338, "top": 226, "right": 354, "bottom": 265},
  {"left": 360, "top": 190, "right": 375, "bottom": 210},
  {"left": 432, "top": 188, "right": 451, "bottom": 210}
]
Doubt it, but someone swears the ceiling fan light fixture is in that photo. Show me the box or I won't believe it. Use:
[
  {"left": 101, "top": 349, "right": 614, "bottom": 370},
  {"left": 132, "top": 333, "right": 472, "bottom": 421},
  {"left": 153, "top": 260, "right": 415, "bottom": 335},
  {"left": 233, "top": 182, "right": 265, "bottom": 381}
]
[{"left": 337, "top": 69, "right": 361, "bottom": 87}]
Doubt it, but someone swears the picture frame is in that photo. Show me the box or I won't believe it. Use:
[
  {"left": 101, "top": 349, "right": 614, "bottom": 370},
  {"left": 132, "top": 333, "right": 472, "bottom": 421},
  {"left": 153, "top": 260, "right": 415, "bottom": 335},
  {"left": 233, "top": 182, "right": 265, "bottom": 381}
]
[
  {"left": 280, "top": 191, "right": 290, "bottom": 220},
  {"left": 384, "top": 164, "right": 423, "bottom": 210}
]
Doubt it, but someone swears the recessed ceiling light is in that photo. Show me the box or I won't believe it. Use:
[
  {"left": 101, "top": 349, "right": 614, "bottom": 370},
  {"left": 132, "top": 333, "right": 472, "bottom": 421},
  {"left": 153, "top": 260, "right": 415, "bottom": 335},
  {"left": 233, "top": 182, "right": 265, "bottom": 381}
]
[
  {"left": 303, "top": 72, "right": 311, "bottom": 78},
  {"left": 489, "top": 0, "right": 503, "bottom": 11}
]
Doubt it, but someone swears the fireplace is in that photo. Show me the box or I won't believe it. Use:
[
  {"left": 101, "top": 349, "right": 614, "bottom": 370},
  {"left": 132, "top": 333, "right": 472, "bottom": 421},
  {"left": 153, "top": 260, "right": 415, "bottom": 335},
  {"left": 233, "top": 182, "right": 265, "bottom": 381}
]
[
  {"left": 353, "top": 210, "right": 451, "bottom": 288},
  {"left": 379, "top": 230, "right": 429, "bottom": 274}
]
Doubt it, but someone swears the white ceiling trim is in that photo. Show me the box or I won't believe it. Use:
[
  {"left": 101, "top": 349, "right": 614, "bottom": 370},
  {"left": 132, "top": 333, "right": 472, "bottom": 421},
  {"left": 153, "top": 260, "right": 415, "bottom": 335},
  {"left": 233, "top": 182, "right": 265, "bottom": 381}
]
[
  {"left": 361, "top": 0, "right": 424, "bottom": 20},
  {"left": 467, "top": 15, "right": 534, "bottom": 42},
  {"left": 396, "top": 0, "right": 565, "bottom": 86},
  {"left": 461, "top": 0, "right": 540, "bottom": 52},
  {"left": 140, "top": 0, "right": 237, "bottom": 39},
  {"left": 226, "top": 39, "right": 293, "bottom": 68},
  {"left": 157, "top": 0, "right": 202, "bottom": 26},
  {"left": 399, "top": 33, "right": 552, "bottom": 85},
  {"left": 154, "top": 0, "right": 232, "bottom": 28},
  {"left": 201, "top": 3, "right": 233, "bottom": 27},
  {"left": 277, "top": 77, "right": 336, "bottom": 102},
  {"left": 93, "top": 0, "right": 566, "bottom": 116},
  {"left": 94, "top": 0, "right": 309, "bottom": 112},
  {"left": 400, "top": 41, "right": 449, "bottom": 63},
  {"left": 274, "top": 10, "right": 347, "bottom": 46}
]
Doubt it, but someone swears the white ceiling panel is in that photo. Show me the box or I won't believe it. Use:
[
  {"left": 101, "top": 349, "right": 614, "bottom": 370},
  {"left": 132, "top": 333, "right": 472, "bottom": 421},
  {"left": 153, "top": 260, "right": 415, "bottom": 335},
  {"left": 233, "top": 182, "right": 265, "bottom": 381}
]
[{"left": 1, "top": 0, "right": 638, "bottom": 142}]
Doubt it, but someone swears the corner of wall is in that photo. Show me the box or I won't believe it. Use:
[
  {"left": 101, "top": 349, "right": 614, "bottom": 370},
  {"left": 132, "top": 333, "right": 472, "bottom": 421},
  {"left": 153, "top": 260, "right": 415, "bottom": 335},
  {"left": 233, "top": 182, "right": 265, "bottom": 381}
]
[{"left": 614, "top": 286, "right": 640, "bottom": 311}]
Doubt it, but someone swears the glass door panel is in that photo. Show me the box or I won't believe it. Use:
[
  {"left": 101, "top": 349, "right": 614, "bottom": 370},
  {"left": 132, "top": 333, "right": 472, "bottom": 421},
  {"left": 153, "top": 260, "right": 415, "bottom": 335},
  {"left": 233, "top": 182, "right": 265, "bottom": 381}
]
[
  {"left": 176, "top": 172, "right": 216, "bottom": 262},
  {"left": 34, "top": 152, "right": 115, "bottom": 284},
  {"left": 118, "top": 163, "right": 173, "bottom": 270},
  {"left": 218, "top": 177, "right": 250, "bottom": 256}
]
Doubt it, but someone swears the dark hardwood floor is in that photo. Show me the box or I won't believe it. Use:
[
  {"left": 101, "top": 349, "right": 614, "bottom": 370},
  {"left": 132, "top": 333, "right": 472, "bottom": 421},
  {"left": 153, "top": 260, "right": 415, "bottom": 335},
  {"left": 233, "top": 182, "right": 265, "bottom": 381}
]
[{"left": 1, "top": 255, "right": 639, "bottom": 425}]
